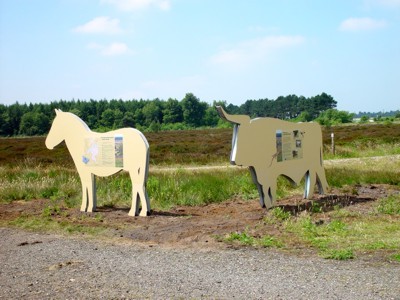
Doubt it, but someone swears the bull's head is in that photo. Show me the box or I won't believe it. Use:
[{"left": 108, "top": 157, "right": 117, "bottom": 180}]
[{"left": 216, "top": 106, "right": 251, "bottom": 166}]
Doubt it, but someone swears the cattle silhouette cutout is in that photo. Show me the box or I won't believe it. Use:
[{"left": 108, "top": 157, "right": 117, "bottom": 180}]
[
  {"left": 216, "top": 106, "right": 328, "bottom": 209},
  {"left": 45, "top": 109, "right": 150, "bottom": 216}
]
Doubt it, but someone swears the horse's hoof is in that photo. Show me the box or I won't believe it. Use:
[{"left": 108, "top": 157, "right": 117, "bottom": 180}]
[{"left": 139, "top": 210, "right": 148, "bottom": 217}]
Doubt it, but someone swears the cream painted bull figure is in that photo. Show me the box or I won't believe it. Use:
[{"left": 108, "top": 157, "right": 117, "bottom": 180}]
[{"left": 216, "top": 106, "right": 328, "bottom": 209}]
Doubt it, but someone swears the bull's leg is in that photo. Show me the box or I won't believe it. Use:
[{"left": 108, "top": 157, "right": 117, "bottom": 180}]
[
  {"left": 258, "top": 183, "right": 266, "bottom": 208},
  {"left": 254, "top": 178, "right": 266, "bottom": 207},
  {"left": 264, "top": 181, "right": 277, "bottom": 209},
  {"left": 86, "top": 174, "right": 97, "bottom": 212},
  {"left": 250, "top": 167, "right": 277, "bottom": 209},
  {"left": 316, "top": 170, "right": 328, "bottom": 195},
  {"left": 249, "top": 167, "right": 266, "bottom": 208},
  {"left": 304, "top": 171, "right": 315, "bottom": 199}
]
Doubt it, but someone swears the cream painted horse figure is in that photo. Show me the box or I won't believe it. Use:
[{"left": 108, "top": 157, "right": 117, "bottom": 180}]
[{"left": 45, "top": 109, "right": 150, "bottom": 216}]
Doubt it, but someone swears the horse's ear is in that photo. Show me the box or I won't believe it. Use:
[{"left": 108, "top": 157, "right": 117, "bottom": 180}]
[{"left": 55, "top": 109, "right": 62, "bottom": 115}]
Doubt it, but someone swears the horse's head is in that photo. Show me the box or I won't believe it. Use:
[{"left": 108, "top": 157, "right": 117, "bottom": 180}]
[{"left": 45, "top": 109, "right": 65, "bottom": 150}]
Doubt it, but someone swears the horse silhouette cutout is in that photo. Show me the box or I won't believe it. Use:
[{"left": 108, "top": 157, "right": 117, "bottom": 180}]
[{"left": 45, "top": 109, "right": 150, "bottom": 216}]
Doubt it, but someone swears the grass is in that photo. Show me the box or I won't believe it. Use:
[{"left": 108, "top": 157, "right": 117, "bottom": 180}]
[
  {"left": 270, "top": 207, "right": 291, "bottom": 221},
  {"left": 8, "top": 213, "right": 106, "bottom": 236},
  {"left": 1, "top": 155, "right": 399, "bottom": 212},
  {"left": 252, "top": 200, "right": 400, "bottom": 260},
  {"left": 264, "top": 194, "right": 400, "bottom": 260},
  {"left": 392, "top": 253, "right": 400, "bottom": 262},
  {"left": 223, "top": 193, "right": 400, "bottom": 262},
  {"left": 0, "top": 163, "right": 80, "bottom": 203},
  {"left": 324, "top": 142, "right": 400, "bottom": 160},
  {"left": 147, "top": 167, "right": 266, "bottom": 209},
  {"left": 222, "top": 191, "right": 400, "bottom": 260},
  {"left": 0, "top": 161, "right": 311, "bottom": 210},
  {"left": 222, "top": 231, "right": 283, "bottom": 248},
  {"left": 377, "top": 194, "right": 400, "bottom": 214},
  {"left": 0, "top": 162, "right": 258, "bottom": 210}
]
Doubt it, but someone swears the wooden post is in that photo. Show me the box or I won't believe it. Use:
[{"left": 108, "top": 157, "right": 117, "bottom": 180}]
[{"left": 331, "top": 132, "right": 335, "bottom": 155}]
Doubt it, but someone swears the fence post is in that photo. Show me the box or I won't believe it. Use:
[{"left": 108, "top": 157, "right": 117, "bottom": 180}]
[{"left": 331, "top": 132, "right": 335, "bottom": 155}]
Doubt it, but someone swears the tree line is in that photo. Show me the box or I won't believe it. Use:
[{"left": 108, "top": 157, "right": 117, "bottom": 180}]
[
  {"left": 354, "top": 110, "right": 400, "bottom": 119},
  {"left": 0, "top": 92, "right": 340, "bottom": 136}
]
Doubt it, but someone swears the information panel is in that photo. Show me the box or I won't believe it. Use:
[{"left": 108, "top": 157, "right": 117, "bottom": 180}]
[
  {"left": 276, "top": 130, "right": 303, "bottom": 162},
  {"left": 82, "top": 135, "right": 124, "bottom": 167}
]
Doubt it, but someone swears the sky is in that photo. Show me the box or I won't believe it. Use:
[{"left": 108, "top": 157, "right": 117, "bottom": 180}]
[{"left": 0, "top": 0, "right": 399, "bottom": 113}]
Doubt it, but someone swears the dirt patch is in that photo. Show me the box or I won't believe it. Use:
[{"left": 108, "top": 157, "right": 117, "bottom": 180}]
[{"left": 0, "top": 184, "right": 398, "bottom": 251}]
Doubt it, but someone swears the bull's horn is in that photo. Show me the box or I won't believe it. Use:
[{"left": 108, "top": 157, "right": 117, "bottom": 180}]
[{"left": 216, "top": 106, "right": 250, "bottom": 125}]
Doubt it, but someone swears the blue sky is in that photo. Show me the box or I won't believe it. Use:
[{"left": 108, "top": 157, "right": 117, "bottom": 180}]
[{"left": 0, "top": 0, "right": 399, "bottom": 113}]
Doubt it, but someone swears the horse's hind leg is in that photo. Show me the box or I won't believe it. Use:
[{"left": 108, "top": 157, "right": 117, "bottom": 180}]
[
  {"left": 128, "top": 183, "right": 149, "bottom": 216},
  {"left": 138, "top": 185, "right": 150, "bottom": 217},
  {"left": 128, "top": 164, "right": 150, "bottom": 216},
  {"left": 128, "top": 187, "right": 140, "bottom": 217}
]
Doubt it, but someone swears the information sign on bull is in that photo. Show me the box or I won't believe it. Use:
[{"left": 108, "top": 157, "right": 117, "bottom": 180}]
[
  {"left": 45, "top": 109, "right": 150, "bottom": 217},
  {"left": 216, "top": 106, "right": 328, "bottom": 209}
]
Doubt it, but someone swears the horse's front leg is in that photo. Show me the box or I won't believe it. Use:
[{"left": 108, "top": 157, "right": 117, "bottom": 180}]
[
  {"left": 80, "top": 174, "right": 88, "bottom": 212},
  {"left": 86, "top": 173, "right": 97, "bottom": 212},
  {"left": 80, "top": 173, "right": 97, "bottom": 212}
]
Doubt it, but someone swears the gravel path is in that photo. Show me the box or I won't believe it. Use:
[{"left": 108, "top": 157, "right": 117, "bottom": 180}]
[{"left": 1, "top": 227, "right": 399, "bottom": 299}]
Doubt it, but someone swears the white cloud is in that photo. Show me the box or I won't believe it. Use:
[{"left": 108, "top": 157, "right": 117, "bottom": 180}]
[
  {"left": 210, "top": 35, "right": 304, "bottom": 68},
  {"left": 87, "top": 42, "right": 130, "bottom": 56},
  {"left": 74, "top": 16, "right": 123, "bottom": 34},
  {"left": 101, "top": 0, "right": 171, "bottom": 11},
  {"left": 339, "top": 17, "right": 387, "bottom": 31}
]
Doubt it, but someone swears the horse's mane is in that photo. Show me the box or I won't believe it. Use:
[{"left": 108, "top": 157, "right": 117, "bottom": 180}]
[{"left": 58, "top": 110, "right": 91, "bottom": 132}]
